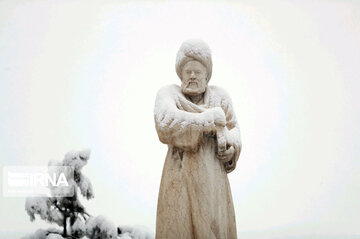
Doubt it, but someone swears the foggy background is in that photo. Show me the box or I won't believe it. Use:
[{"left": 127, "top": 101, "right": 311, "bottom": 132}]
[{"left": 0, "top": 0, "right": 359, "bottom": 238}]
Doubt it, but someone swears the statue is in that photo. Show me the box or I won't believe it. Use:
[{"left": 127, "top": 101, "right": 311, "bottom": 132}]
[{"left": 154, "top": 39, "right": 242, "bottom": 239}]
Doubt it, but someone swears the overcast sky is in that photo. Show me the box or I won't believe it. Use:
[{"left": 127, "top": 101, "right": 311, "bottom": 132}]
[{"left": 0, "top": 0, "right": 360, "bottom": 238}]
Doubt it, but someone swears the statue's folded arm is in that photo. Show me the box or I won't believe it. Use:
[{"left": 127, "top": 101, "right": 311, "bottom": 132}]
[{"left": 220, "top": 93, "right": 242, "bottom": 173}]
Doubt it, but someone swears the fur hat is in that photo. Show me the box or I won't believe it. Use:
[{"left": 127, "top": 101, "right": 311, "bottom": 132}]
[{"left": 175, "top": 39, "right": 212, "bottom": 81}]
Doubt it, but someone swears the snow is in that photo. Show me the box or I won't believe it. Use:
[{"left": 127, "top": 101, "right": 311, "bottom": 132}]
[
  {"left": 176, "top": 39, "right": 211, "bottom": 65},
  {"left": 46, "top": 233, "right": 64, "bottom": 239},
  {"left": 48, "top": 149, "right": 94, "bottom": 198},
  {"left": 154, "top": 85, "right": 226, "bottom": 130},
  {"left": 25, "top": 197, "right": 51, "bottom": 221},
  {"left": 21, "top": 228, "right": 62, "bottom": 239},
  {"left": 63, "top": 150, "right": 88, "bottom": 172},
  {"left": 118, "top": 225, "right": 154, "bottom": 239},
  {"left": 224, "top": 123, "right": 241, "bottom": 148},
  {"left": 154, "top": 84, "right": 241, "bottom": 159},
  {"left": 77, "top": 173, "right": 94, "bottom": 199},
  {"left": 175, "top": 39, "right": 212, "bottom": 80},
  {"left": 25, "top": 197, "right": 66, "bottom": 226},
  {"left": 72, "top": 217, "right": 86, "bottom": 237},
  {"left": 48, "top": 208, "right": 64, "bottom": 226},
  {"left": 48, "top": 165, "right": 76, "bottom": 198},
  {"left": 86, "top": 215, "right": 117, "bottom": 239},
  {"left": 78, "top": 148, "right": 91, "bottom": 161},
  {"left": 154, "top": 84, "right": 238, "bottom": 132}
]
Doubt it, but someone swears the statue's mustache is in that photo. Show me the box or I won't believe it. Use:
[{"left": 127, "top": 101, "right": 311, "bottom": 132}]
[
  {"left": 185, "top": 82, "right": 198, "bottom": 88},
  {"left": 185, "top": 79, "right": 199, "bottom": 84}
]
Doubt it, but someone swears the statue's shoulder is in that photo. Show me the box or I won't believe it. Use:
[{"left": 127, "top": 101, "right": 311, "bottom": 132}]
[{"left": 208, "top": 85, "right": 231, "bottom": 101}]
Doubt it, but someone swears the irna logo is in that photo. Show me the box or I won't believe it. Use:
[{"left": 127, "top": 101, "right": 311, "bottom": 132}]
[{"left": 3, "top": 166, "right": 74, "bottom": 197}]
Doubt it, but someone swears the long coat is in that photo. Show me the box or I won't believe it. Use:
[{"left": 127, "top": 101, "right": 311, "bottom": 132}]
[{"left": 154, "top": 84, "right": 241, "bottom": 239}]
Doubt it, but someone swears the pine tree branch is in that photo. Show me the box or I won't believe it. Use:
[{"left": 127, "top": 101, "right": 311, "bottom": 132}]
[{"left": 53, "top": 201, "right": 65, "bottom": 213}]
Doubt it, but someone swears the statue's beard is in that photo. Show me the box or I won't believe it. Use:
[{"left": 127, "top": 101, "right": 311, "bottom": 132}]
[{"left": 181, "top": 80, "right": 207, "bottom": 96}]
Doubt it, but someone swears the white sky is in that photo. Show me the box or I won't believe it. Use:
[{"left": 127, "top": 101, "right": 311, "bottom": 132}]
[{"left": 0, "top": 0, "right": 360, "bottom": 238}]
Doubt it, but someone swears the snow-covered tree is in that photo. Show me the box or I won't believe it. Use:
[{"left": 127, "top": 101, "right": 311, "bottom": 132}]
[
  {"left": 23, "top": 149, "right": 154, "bottom": 239},
  {"left": 24, "top": 149, "right": 93, "bottom": 238}
]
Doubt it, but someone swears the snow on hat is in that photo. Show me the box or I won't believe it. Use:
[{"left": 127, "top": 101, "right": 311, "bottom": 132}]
[{"left": 175, "top": 39, "right": 212, "bottom": 81}]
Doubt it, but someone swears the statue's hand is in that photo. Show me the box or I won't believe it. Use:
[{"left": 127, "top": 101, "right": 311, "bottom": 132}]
[{"left": 216, "top": 145, "right": 235, "bottom": 163}]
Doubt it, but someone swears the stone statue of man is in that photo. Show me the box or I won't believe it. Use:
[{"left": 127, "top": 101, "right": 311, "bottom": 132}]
[{"left": 154, "top": 39, "right": 242, "bottom": 239}]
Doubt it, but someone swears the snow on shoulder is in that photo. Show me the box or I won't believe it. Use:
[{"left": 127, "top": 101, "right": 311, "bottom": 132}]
[{"left": 154, "top": 84, "right": 226, "bottom": 130}]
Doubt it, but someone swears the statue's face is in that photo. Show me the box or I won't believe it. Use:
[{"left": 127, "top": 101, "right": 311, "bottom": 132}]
[{"left": 181, "top": 60, "right": 208, "bottom": 96}]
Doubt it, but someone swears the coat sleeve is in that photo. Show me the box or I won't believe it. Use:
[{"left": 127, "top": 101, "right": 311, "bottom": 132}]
[
  {"left": 219, "top": 89, "right": 242, "bottom": 173},
  {"left": 154, "top": 85, "right": 225, "bottom": 152}
]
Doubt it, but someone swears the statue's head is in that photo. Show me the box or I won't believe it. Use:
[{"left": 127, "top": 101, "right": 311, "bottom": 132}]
[{"left": 176, "top": 39, "right": 212, "bottom": 96}]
